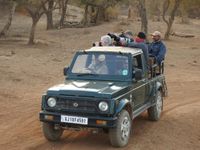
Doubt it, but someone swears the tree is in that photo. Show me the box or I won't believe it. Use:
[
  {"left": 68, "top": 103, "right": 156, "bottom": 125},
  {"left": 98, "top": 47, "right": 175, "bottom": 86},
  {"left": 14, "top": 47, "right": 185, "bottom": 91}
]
[
  {"left": 0, "top": 0, "right": 17, "bottom": 38},
  {"left": 138, "top": 0, "right": 148, "bottom": 34},
  {"left": 81, "top": 0, "right": 120, "bottom": 26},
  {"left": 162, "top": 0, "right": 182, "bottom": 40},
  {"left": 179, "top": 0, "right": 200, "bottom": 23},
  {"left": 43, "top": 0, "right": 54, "bottom": 30},
  {"left": 42, "top": 0, "right": 60, "bottom": 30},
  {"left": 148, "top": 0, "right": 162, "bottom": 21},
  {"left": 25, "top": 0, "right": 48, "bottom": 45},
  {"left": 59, "top": 0, "right": 69, "bottom": 28}
]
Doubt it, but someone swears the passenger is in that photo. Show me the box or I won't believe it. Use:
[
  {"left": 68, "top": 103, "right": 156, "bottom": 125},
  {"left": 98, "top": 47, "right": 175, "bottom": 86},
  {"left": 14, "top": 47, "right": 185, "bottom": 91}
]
[
  {"left": 88, "top": 54, "right": 108, "bottom": 74},
  {"left": 92, "top": 35, "right": 112, "bottom": 47},
  {"left": 135, "top": 32, "right": 146, "bottom": 43},
  {"left": 148, "top": 31, "right": 167, "bottom": 65},
  {"left": 108, "top": 31, "right": 149, "bottom": 70},
  {"left": 126, "top": 32, "right": 149, "bottom": 70},
  {"left": 121, "top": 30, "right": 134, "bottom": 42},
  {"left": 107, "top": 31, "right": 134, "bottom": 46},
  {"left": 100, "top": 35, "right": 112, "bottom": 46}
]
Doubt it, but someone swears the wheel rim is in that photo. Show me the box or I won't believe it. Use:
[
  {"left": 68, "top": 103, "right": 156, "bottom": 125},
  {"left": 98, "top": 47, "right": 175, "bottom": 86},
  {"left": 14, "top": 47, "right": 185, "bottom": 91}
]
[
  {"left": 156, "top": 92, "right": 162, "bottom": 116},
  {"left": 121, "top": 116, "right": 130, "bottom": 141}
]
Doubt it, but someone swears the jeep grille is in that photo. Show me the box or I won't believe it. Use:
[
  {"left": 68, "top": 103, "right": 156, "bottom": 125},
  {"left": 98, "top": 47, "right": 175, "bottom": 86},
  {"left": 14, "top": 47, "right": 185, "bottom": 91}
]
[{"left": 46, "top": 97, "right": 100, "bottom": 113}]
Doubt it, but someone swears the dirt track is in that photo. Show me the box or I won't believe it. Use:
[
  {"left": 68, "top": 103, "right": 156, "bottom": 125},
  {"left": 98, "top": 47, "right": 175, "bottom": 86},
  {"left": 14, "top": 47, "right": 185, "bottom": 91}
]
[{"left": 0, "top": 14, "right": 200, "bottom": 150}]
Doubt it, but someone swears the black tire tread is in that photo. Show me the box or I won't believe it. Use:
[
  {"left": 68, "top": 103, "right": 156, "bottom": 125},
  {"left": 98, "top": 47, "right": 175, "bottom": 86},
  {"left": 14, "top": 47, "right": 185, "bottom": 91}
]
[
  {"left": 148, "top": 90, "right": 163, "bottom": 121},
  {"left": 109, "top": 110, "right": 131, "bottom": 147},
  {"left": 42, "top": 122, "right": 63, "bottom": 141}
]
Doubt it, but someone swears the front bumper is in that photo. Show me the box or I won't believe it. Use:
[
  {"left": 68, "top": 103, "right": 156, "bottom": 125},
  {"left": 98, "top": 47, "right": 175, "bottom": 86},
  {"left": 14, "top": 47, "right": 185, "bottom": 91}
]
[{"left": 39, "top": 111, "right": 117, "bottom": 128}]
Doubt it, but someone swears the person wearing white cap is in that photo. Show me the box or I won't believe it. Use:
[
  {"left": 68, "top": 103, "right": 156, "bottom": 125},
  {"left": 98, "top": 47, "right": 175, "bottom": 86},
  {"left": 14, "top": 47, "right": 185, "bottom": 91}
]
[
  {"left": 100, "top": 35, "right": 112, "bottom": 46},
  {"left": 92, "top": 35, "right": 112, "bottom": 47},
  {"left": 149, "top": 31, "right": 167, "bottom": 64},
  {"left": 88, "top": 54, "right": 108, "bottom": 74}
]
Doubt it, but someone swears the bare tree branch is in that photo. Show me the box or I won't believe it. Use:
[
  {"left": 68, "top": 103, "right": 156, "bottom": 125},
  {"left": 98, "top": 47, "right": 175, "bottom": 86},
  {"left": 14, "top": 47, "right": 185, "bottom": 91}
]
[
  {"left": 162, "top": 0, "right": 182, "bottom": 40},
  {"left": 0, "top": 0, "right": 17, "bottom": 38}
]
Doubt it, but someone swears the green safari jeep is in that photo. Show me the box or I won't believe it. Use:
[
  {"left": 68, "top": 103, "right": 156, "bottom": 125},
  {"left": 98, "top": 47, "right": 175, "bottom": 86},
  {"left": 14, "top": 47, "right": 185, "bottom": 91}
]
[{"left": 39, "top": 46, "right": 167, "bottom": 147}]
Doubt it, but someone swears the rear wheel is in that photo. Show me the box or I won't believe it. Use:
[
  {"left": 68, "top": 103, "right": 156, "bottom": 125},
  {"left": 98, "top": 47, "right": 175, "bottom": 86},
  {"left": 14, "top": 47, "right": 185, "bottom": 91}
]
[
  {"left": 109, "top": 110, "right": 131, "bottom": 147},
  {"left": 42, "top": 122, "right": 63, "bottom": 141},
  {"left": 148, "top": 90, "right": 163, "bottom": 121}
]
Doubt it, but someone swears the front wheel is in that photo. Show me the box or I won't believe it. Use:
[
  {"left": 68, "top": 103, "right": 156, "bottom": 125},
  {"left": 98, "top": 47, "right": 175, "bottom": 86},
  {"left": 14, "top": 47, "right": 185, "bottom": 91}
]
[
  {"left": 109, "top": 110, "right": 131, "bottom": 147},
  {"left": 148, "top": 90, "right": 163, "bottom": 121},
  {"left": 42, "top": 122, "right": 63, "bottom": 141}
]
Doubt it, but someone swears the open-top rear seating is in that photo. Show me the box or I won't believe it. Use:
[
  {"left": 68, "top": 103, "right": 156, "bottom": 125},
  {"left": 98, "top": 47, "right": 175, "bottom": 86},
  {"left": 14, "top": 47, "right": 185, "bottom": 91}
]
[{"left": 149, "top": 56, "right": 164, "bottom": 78}]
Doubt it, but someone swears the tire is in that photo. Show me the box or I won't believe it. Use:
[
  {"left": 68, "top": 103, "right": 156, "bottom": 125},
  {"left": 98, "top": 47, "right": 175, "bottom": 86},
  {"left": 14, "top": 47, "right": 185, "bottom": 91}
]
[
  {"left": 148, "top": 90, "right": 163, "bottom": 121},
  {"left": 42, "top": 122, "right": 63, "bottom": 141},
  {"left": 109, "top": 110, "right": 131, "bottom": 147}
]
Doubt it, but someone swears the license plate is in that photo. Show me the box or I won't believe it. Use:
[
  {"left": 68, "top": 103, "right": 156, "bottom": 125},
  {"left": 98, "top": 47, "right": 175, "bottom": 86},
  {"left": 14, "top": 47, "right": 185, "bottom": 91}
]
[{"left": 61, "top": 115, "right": 88, "bottom": 125}]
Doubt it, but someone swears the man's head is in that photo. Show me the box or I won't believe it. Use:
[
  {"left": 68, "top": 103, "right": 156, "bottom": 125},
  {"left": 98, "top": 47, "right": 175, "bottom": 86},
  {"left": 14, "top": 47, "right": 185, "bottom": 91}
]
[
  {"left": 100, "top": 35, "right": 112, "bottom": 46},
  {"left": 96, "top": 54, "right": 106, "bottom": 64},
  {"left": 135, "top": 32, "right": 146, "bottom": 43},
  {"left": 98, "top": 54, "right": 105, "bottom": 62},
  {"left": 151, "top": 31, "right": 161, "bottom": 42},
  {"left": 138, "top": 32, "right": 146, "bottom": 40}
]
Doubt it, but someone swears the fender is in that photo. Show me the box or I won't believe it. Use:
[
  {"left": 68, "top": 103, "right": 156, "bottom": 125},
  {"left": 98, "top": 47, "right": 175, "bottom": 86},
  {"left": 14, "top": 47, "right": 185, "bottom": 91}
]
[
  {"left": 114, "top": 98, "right": 132, "bottom": 116},
  {"left": 156, "top": 81, "right": 162, "bottom": 91}
]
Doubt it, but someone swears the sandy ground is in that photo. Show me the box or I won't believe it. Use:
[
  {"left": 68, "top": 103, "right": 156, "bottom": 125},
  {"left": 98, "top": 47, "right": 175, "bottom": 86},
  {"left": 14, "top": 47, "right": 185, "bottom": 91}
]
[{"left": 0, "top": 13, "right": 200, "bottom": 150}]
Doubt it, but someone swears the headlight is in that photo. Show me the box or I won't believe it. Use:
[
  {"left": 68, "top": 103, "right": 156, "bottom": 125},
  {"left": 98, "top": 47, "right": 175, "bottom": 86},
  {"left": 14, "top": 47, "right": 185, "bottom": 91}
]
[
  {"left": 47, "top": 97, "right": 56, "bottom": 107},
  {"left": 98, "top": 101, "right": 108, "bottom": 112}
]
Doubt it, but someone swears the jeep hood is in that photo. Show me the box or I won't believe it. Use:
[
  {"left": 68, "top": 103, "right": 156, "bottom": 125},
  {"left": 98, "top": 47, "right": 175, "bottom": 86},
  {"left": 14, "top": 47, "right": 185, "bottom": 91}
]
[{"left": 47, "top": 80, "right": 130, "bottom": 98}]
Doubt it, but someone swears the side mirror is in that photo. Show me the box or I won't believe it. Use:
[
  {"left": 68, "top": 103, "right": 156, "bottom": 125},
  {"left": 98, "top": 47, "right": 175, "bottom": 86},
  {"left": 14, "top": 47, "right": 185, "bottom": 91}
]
[
  {"left": 134, "top": 69, "right": 143, "bottom": 81},
  {"left": 63, "top": 67, "right": 69, "bottom": 76}
]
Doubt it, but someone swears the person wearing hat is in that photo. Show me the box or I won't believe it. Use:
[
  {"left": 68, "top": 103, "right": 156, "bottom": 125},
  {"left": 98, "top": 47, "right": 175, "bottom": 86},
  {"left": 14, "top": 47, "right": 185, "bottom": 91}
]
[
  {"left": 100, "top": 35, "right": 112, "bottom": 46},
  {"left": 88, "top": 54, "right": 108, "bottom": 74},
  {"left": 135, "top": 32, "right": 146, "bottom": 43},
  {"left": 125, "top": 32, "right": 149, "bottom": 70},
  {"left": 149, "top": 31, "right": 166, "bottom": 65},
  {"left": 92, "top": 35, "right": 112, "bottom": 47}
]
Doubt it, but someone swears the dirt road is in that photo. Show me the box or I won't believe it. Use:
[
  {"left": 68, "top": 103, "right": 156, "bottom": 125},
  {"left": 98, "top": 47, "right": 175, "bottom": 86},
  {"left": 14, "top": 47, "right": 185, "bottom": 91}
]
[{"left": 0, "top": 14, "right": 200, "bottom": 150}]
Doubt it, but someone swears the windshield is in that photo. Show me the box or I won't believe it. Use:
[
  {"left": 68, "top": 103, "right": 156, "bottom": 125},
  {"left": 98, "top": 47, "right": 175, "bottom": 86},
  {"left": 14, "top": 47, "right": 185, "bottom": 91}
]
[{"left": 71, "top": 52, "right": 130, "bottom": 77}]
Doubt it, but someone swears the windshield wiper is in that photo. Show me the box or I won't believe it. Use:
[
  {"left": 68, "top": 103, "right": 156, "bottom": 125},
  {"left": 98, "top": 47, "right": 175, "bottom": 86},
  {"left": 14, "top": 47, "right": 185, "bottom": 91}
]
[{"left": 77, "top": 73, "right": 99, "bottom": 76}]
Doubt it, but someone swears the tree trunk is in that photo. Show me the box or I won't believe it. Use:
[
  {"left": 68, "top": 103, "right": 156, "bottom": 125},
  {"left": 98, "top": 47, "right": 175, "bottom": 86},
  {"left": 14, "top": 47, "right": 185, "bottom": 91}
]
[
  {"left": 83, "top": 4, "right": 89, "bottom": 26},
  {"left": 98, "top": 7, "right": 106, "bottom": 22},
  {"left": 155, "top": 3, "right": 161, "bottom": 21},
  {"left": 28, "top": 19, "right": 38, "bottom": 45},
  {"left": 0, "top": 1, "right": 17, "bottom": 38},
  {"left": 93, "top": 7, "right": 99, "bottom": 24},
  {"left": 59, "top": 0, "right": 68, "bottom": 27},
  {"left": 26, "top": 9, "right": 44, "bottom": 45},
  {"left": 46, "top": 0, "right": 54, "bottom": 30},
  {"left": 163, "top": 0, "right": 182, "bottom": 40},
  {"left": 128, "top": 6, "right": 132, "bottom": 19},
  {"left": 138, "top": 0, "right": 148, "bottom": 34},
  {"left": 164, "top": 22, "right": 172, "bottom": 40}
]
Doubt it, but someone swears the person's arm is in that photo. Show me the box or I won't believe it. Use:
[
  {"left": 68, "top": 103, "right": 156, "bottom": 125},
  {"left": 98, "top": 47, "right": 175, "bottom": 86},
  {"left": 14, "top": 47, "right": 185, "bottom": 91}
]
[
  {"left": 148, "top": 43, "right": 152, "bottom": 54},
  {"left": 126, "top": 42, "right": 136, "bottom": 47}
]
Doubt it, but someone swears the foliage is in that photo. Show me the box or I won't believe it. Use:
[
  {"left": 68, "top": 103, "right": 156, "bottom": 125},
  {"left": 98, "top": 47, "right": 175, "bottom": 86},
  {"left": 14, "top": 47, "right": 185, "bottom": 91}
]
[
  {"left": 181, "top": 0, "right": 200, "bottom": 18},
  {"left": 105, "top": 6, "right": 119, "bottom": 20}
]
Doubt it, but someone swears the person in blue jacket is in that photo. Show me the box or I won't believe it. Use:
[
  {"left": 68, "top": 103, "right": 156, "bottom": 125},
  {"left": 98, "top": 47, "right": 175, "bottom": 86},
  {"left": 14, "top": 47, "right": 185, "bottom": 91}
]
[{"left": 148, "top": 31, "right": 167, "bottom": 65}]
